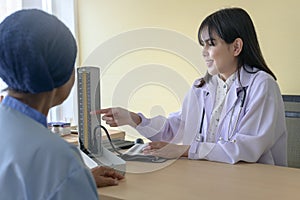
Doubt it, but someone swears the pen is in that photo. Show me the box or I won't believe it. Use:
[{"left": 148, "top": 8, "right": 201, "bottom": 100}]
[{"left": 196, "top": 108, "right": 205, "bottom": 142}]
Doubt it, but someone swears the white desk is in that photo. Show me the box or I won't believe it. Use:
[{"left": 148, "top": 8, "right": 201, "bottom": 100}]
[{"left": 98, "top": 159, "right": 300, "bottom": 200}]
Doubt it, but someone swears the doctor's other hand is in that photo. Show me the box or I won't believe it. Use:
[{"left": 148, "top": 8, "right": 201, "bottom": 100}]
[
  {"left": 143, "top": 141, "right": 190, "bottom": 159},
  {"left": 94, "top": 107, "right": 142, "bottom": 127},
  {"left": 91, "top": 166, "right": 124, "bottom": 187}
]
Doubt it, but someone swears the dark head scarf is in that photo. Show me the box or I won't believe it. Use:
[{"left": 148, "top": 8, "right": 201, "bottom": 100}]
[{"left": 0, "top": 9, "right": 77, "bottom": 93}]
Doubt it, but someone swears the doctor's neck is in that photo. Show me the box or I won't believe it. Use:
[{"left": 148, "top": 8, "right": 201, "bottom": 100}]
[
  {"left": 217, "top": 63, "right": 239, "bottom": 81},
  {"left": 218, "top": 70, "right": 237, "bottom": 82}
]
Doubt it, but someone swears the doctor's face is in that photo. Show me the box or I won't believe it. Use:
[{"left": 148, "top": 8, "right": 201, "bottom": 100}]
[{"left": 200, "top": 27, "right": 237, "bottom": 78}]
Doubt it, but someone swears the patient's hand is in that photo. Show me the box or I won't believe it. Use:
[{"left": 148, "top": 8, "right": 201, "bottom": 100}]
[{"left": 91, "top": 166, "right": 124, "bottom": 187}]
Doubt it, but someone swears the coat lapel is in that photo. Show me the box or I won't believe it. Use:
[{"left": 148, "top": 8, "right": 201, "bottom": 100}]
[
  {"left": 203, "top": 75, "right": 217, "bottom": 121},
  {"left": 218, "top": 66, "right": 253, "bottom": 127}
]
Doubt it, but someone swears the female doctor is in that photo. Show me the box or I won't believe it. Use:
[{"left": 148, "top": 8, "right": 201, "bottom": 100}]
[{"left": 100, "top": 7, "right": 287, "bottom": 166}]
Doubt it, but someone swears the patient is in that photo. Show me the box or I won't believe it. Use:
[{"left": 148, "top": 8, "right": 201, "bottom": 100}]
[{"left": 0, "top": 9, "right": 123, "bottom": 199}]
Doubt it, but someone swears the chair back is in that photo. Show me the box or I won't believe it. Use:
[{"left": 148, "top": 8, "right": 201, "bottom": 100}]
[{"left": 282, "top": 95, "right": 300, "bottom": 168}]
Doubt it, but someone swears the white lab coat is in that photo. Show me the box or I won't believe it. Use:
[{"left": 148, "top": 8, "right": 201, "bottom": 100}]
[{"left": 136, "top": 66, "right": 287, "bottom": 166}]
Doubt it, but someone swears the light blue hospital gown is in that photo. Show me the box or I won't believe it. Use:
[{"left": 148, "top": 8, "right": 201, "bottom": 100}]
[{"left": 0, "top": 96, "right": 98, "bottom": 199}]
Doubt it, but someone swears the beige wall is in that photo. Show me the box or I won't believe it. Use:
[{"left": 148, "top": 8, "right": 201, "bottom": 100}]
[{"left": 76, "top": 0, "right": 300, "bottom": 137}]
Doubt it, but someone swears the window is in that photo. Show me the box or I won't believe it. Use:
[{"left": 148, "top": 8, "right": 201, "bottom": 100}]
[
  {"left": 0, "top": 0, "right": 22, "bottom": 22},
  {"left": 0, "top": 0, "right": 22, "bottom": 95}
]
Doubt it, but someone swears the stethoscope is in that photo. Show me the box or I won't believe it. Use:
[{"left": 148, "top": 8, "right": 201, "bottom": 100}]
[{"left": 196, "top": 86, "right": 247, "bottom": 143}]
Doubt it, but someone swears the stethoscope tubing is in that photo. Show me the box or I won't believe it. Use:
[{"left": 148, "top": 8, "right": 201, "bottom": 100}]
[{"left": 196, "top": 87, "right": 247, "bottom": 143}]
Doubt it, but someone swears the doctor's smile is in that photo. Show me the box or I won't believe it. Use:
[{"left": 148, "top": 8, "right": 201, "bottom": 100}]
[{"left": 205, "top": 60, "right": 214, "bottom": 67}]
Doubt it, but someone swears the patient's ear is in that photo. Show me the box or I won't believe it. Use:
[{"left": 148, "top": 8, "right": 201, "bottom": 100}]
[
  {"left": 232, "top": 38, "right": 243, "bottom": 57},
  {"left": 51, "top": 69, "right": 75, "bottom": 107}
]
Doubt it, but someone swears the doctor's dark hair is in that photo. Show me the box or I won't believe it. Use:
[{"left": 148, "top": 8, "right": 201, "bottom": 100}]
[{"left": 195, "top": 7, "right": 276, "bottom": 87}]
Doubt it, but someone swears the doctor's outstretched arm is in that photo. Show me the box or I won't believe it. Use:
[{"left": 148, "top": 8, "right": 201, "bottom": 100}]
[{"left": 98, "top": 107, "right": 183, "bottom": 142}]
